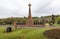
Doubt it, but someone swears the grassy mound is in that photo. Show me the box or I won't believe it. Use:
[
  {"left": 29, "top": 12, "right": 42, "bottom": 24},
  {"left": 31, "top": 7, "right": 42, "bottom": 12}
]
[
  {"left": 0, "top": 27, "right": 52, "bottom": 39},
  {"left": 44, "top": 29, "right": 60, "bottom": 39}
]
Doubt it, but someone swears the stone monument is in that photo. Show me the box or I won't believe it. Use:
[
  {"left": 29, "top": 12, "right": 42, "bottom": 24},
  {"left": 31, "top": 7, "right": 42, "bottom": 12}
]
[{"left": 26, "top": 2, "right": 34, "bottom": 27}]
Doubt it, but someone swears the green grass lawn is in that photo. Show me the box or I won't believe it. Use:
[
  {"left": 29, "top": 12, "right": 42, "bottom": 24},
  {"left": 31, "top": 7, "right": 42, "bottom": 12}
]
[
  {"left": 0, "top": 27, "right": 52, "bottom": 39},
  {"left": 54, "top": 24, "right": 60, "bottom": 26},
  {"left": 46, "top": 23, "right": 60, "bottom": 26},
  {"left": 0, "top": 24, "right": 60, "bottom": 39}
]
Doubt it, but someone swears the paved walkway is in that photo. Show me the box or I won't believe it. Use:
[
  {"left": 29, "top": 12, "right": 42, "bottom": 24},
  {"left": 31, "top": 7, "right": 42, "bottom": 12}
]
[
  {"left": 0, "top": 25, "right": 60, "bottom": 29},
  {"left": 16, "top": 26, "right": 60, "bottom": 29}
]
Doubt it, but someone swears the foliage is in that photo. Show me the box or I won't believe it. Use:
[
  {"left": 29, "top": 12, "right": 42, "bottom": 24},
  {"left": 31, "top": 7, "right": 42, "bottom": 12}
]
[
  {"left": 51, "top": 15, "right": 55, "bottom": 24},
  {"left": 56, "top": 17, "right": 60, "bottom": 24},
  {"left": 0, "top": 18, "right": 26, "bottom": 25},
  {"left": 0, "top": 15, "right": 60, "bottom": 25}
]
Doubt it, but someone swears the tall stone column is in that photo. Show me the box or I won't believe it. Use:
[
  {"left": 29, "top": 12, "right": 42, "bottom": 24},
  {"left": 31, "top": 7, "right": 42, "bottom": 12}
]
[{"left": 26, "top": 3, "right": 34, "bottom": 27}]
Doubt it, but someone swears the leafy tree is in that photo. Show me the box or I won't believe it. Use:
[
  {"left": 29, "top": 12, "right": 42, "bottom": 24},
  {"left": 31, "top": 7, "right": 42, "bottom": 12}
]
[
  {"left": 56, "top": 17, "right": 60, "bottom": 24},
  {"left": 51, "top": 15, "right": 55, "bottom": 24}
]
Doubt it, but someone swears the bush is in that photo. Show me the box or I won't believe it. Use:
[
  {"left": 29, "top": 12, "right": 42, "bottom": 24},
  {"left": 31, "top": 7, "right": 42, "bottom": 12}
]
[{"left": 44, "top": 29, "right": 60, "bottom": 39}]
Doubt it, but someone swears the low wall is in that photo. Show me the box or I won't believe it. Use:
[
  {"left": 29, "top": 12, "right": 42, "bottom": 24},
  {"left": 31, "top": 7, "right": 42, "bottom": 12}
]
[{"left": 16, "top": 25, "right": 45, "bottom": 27}]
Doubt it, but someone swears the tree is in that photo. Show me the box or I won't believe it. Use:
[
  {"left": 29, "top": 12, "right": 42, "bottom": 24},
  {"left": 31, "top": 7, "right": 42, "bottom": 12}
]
[
  {"left": 51, "top": 14, "right": 55, "bottom": 24},
  {"left": 56, "top": 17, "right": 60, "bottom": 24}
]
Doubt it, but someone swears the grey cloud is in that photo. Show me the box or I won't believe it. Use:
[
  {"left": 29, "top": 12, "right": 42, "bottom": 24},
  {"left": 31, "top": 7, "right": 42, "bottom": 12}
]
[
  {"left": 0, "top": 0, "right": 60, "bottom": 18},
  {"left": 33, "top": 0, "right": 60, "bottom": 16}
]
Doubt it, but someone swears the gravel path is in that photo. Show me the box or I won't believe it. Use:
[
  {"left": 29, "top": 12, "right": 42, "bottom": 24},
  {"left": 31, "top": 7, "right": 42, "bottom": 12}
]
[{"left": 0, "top": 25, "right": 60, "bottom": 29}]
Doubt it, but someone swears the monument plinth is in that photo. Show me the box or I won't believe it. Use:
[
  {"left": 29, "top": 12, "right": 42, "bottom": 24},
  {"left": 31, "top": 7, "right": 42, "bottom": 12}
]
[{"left": 26, "top": 3, "right": 34, "bottom": 27}]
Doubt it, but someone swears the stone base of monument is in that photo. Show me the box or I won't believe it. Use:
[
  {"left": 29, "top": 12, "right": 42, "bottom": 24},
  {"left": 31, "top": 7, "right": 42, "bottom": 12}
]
[
  {"left": 34, "top": 25, "right": 45, "bottom": 27},
  {"left": 16, "top": 22, "right": 46, "bottom": 27}
]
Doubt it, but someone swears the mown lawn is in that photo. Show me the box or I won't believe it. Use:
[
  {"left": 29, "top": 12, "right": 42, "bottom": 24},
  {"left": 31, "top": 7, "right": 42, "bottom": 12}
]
[
  {"left": 0, "top": 27, "right": 52, "bottom": 39},
  {"left": 54, "top": 24, "right": 60, "bottom": 26}
]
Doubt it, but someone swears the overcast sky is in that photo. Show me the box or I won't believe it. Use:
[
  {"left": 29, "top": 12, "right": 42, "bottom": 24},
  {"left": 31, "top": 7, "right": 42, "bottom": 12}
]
[{"left": 0, "top": 0, "right": 60, "bottom": 18}]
